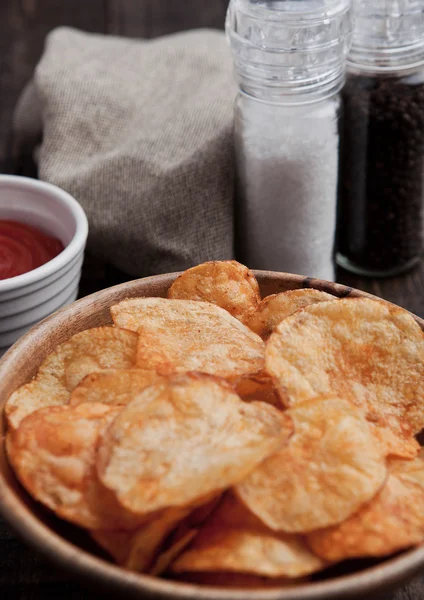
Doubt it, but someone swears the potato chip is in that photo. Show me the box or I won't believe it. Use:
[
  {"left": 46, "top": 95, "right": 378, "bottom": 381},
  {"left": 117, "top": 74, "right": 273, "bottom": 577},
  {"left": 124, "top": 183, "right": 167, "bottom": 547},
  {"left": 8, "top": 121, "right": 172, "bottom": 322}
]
[
  {"left": 126, "top": 507, "right": 191, "bottom": 572},
  {"left": 235, "top": 397, "right": 387, "bottom": 533},
  {"left": 167, "top": 261, "right": 261, "bottom": 324},
  {"left": 172, "top": 493, "right": 326, "bottom": 578},
  {"left": 69, "top": 369, "right": 163, "bottom": 407},
  {"left": 391, "top": 449, "right": 424, "bottom": 485},
  {"left": 151, "top": 530, "right": 198, "bottom": 576},
  {"left": 43, "top": 326, "right": 138, "bottom": 391},
  {"left": 5, "top": 373, "right": 70, "bottom": 432},
  {"left": 233, "top": 372, "right": 281, "bottom": 408},
  {"left": 5, "top": 326, "right": 138, "bottom": 430},
  {"left": 265, "top": 297, "right": 424, "bottom": 453},
  {"left": 150, "top": 497, "right": 222, "bottom": 576},
  {"left": 97, "top": 373, "right": 292, "bottom": 516},
  {"left": 94, "top": 521, "right": 189, "bottom": 571},
  {"left": 93, "top": 497, "right": 219, "bottom": 572},
  {"left": 111, "top": 298, "right": 264, "bottom": 378},
  {"left": 370, "top": 424, "right": 420, "bottom": 460},
  {"left": 7, "top": 403, "right": 143, "bottom": 530},
  {"left": 248, "top": 289, "right": 336, "bottom": 340},
  {"left": 307, "top": 452, "right": 424, "bottom": 560}
]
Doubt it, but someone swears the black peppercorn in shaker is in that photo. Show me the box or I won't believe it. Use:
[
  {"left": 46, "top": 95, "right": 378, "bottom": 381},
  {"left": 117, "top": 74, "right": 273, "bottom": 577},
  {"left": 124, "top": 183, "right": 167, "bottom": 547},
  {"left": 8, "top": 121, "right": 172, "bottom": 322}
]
[{"left": 336, "top": 1, "right": 424, "bottom": 277}]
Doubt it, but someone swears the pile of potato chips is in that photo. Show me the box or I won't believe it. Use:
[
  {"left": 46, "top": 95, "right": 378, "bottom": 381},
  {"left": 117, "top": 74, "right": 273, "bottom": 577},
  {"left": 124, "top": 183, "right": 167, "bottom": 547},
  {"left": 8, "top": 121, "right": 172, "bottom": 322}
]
[{"left": 4, "top": 260, "right": 424, "bottom": 589}]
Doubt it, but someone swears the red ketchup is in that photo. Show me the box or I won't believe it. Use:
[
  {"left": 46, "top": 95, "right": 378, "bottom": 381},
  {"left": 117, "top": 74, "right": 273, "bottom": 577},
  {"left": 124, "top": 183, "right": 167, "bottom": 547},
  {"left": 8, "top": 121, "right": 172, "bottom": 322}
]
[{"left": 0, "top": 220, "right": 64, "bottom": 280}]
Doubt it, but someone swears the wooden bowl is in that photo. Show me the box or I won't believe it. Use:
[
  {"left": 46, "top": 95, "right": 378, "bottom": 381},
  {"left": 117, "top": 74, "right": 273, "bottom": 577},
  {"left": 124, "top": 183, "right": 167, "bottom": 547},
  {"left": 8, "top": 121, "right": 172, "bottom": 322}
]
[{"left": 0, "top": 271, "right": 423, "bottom": 600}]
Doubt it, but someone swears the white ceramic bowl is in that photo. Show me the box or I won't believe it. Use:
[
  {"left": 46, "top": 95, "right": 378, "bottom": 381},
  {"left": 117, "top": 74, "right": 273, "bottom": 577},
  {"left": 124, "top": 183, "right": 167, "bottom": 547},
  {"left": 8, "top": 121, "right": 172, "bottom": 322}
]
[{"left": 0, "top": 175, "right": 88, "bottom": 354}]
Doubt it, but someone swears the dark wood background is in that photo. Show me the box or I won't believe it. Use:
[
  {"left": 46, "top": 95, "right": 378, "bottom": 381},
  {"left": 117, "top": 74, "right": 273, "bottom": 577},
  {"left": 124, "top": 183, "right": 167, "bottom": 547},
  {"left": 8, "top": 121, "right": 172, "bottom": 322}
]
[{"left": 0, "top": 1, "right": 423, "bottom": 599}]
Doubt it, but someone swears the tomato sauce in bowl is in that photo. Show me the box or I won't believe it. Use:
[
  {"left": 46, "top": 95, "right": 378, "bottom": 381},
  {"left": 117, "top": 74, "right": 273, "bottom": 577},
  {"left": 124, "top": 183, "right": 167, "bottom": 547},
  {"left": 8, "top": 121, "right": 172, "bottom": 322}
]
[{"left": 0, "top": 220, "right": 64, "bottom": 280}]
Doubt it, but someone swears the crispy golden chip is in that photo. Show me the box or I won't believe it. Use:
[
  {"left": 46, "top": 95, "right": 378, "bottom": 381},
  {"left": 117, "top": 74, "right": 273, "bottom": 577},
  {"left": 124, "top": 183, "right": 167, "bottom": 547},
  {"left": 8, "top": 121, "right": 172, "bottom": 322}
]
[
  {"left": 265, "top": 297, "right": 424, "bottom": 453},
  {"left": 5, "top": 373, "right": 70, "bottom": 432},
  {"left": 7, "top": 403, "right": 144, "bottom": 530},
  {"left": 370, "top": 424, "right": 420, "bottom": 460},
  {"left": 172, "top": 493, "right": 326, "bottom": 578},
  {"left": 307, "top": 452, "right": 424, "bottom": 560},
  {"left": 151, "top": 496, "right": 222, "bottom": 576},
  {"left": 233, "top": 372, "right": 281, "bottom": 408},
  {"left": 150, "top": 495, "right": 222, "bottom": 575},
  {"left": 45, "top": 326, "right": 139, "bottom": 391},
  {"left": 97, "top": 373, "right": 292, "bottom": 516},
  {"left": 110, "top": 298, "right": 264, "bottom": 378},
  {"left": 69, "top": 369, "right": 163, "bottom": 407},
  {"left": 247, "top": 289, "right": 336, "bottom": 340},
  {"left": 92, "top": 510, "right": 194, "bottom": 570},
  {"left": 391, "top": 449, "right": 424, "bottom": 485},
  {"left": 235, "top": 397, "right": 387, "bottom": 533},
  {"left": 5, "top": 327, "right": 138, "bottom": 430},
  {"left": 126, "top": 507, "right": 191, "bottom": 572},
  {"left": 93, "top": 496, "right": 219, "bottom": 572},
  {"left": 167, "top": 261, "right": 261, "bottom": 324},
  {"left": 151, "top": 530, "right": 198, "bottom": 576}
]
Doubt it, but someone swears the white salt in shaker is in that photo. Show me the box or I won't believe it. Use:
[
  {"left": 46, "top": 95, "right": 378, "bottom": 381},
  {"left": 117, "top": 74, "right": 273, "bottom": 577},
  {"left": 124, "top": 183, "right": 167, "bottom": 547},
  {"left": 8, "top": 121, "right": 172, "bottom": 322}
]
[{"left": 226, "top": 0, "right": 353, "bottom": 281}]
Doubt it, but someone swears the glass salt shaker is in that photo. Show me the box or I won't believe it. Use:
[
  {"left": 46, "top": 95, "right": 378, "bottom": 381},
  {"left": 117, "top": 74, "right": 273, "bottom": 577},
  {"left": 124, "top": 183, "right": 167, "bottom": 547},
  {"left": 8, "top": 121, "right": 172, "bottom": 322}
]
[
  {"left": 226, "top": 0, "right": 353, "bottom": 281},
  {"left": 336, "top": 0, "right": 424, "bottom": 277}
]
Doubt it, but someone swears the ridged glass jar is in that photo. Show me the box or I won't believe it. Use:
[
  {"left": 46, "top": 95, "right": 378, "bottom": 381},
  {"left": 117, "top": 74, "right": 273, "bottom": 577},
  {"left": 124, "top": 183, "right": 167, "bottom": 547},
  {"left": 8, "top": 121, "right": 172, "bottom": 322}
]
[
  {"left": 336, "top": 0, "right": 424, "bottom": 277},
  {"left": 226, "top": 0, "right": 353, "bottom": 281}
]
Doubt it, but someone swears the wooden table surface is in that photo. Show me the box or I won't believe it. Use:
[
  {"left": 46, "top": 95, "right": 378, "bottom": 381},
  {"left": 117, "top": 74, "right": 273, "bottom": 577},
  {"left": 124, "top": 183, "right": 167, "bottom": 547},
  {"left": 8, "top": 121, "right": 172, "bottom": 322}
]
[{"left": 0, "top": 1, "right": 423, "bottom": 599}]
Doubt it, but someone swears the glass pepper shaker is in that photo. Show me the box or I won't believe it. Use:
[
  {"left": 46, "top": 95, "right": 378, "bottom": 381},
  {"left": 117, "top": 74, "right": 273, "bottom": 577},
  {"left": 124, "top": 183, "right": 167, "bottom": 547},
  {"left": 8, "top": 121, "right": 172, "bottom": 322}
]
[
  {"left": 226, "top": 0, "right": 353, "bottom": 281},
  {"left": 336, "top": 0, "right": 424, "bottom": 277}
]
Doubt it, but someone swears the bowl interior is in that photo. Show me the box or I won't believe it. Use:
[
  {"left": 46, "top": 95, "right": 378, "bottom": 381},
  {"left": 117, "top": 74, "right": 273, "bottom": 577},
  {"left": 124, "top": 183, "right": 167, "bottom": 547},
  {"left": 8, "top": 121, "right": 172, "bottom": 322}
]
[
  {"left": 0, "top": 271, "right": 423, "bottom": 600},
  {"left": 0, "top": 178, "right": 77, "bottom": 246}
]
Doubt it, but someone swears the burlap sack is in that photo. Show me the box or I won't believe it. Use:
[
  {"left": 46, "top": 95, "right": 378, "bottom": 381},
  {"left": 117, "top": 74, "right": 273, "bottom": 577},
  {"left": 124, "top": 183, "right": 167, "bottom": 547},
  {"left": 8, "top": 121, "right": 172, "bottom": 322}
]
[{"left": 14, "top": 27, "right": 236, "bottom": 277}]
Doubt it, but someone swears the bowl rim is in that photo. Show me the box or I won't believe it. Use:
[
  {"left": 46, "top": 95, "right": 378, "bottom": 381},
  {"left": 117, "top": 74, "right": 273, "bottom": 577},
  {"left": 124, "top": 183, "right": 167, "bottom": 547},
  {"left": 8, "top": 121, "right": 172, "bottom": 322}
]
[
  {"left": 0, "top": 270, "right": 423, "bottom": 600},
  {"left": 0, "top": 175, "right": 88, "bottom": 292}
]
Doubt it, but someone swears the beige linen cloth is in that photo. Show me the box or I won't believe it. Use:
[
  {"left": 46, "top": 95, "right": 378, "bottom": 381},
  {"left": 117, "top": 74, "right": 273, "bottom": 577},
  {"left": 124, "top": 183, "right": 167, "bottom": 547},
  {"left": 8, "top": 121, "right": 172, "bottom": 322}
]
[{"left": 13, "top": 27, "right": 236, "bottom": 277}]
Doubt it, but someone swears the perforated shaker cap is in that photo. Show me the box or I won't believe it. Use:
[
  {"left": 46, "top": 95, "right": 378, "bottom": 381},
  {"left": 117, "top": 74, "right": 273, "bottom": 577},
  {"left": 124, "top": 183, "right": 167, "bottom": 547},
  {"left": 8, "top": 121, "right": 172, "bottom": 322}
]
[
  {"left": 350, "top": 0, "right": 424, "bottom": 70},
  {"left": 226, "top": 0, "right": 353, "bottom": 100}
]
